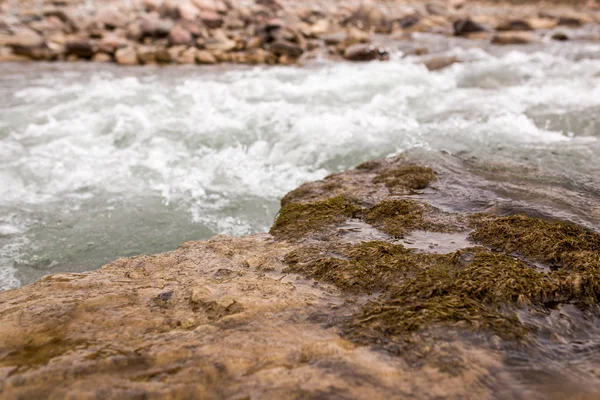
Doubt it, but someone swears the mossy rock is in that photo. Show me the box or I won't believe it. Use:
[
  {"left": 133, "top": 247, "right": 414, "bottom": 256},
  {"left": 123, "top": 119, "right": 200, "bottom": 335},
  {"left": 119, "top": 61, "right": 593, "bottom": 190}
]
[
  {"left": 270, "top": 196, "right": 361, "bottom": 241},
  {"left": 374, "top": 165, "right": 437, "bottom": 193}
]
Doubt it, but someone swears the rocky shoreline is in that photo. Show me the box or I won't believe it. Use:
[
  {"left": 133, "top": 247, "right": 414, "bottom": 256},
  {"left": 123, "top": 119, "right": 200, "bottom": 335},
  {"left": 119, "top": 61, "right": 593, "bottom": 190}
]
[
  {"left": 1, "top": 152, "right": 600, "bottom": 398},
  {"left": 1, "top": 0, "right": 600, "bottom": 66}
]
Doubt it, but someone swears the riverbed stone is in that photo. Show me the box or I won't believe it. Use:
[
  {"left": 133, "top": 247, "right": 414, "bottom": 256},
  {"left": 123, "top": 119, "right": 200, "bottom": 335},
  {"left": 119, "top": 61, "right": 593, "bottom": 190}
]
[
  {"left": 115, "top": 46, "right": 138, "bottom": 65},
  {"left": 343, "top": 43, "right": 388, "bottom": 61}
]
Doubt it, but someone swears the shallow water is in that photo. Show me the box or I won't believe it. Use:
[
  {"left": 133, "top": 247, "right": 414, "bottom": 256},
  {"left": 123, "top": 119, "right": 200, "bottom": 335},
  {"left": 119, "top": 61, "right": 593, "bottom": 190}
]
[{"left": 1, "top": 41, "right": 600, "bottom": 289}]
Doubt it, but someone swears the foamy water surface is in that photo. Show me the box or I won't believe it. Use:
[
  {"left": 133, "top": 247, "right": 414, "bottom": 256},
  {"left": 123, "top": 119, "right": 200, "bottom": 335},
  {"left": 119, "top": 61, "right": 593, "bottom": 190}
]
[{"left": 1, "top": 41, "right": 600, "bottom": 289}]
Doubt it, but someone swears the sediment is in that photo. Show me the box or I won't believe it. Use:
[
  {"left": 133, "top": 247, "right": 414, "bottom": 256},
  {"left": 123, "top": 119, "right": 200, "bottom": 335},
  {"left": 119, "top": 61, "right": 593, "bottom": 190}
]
[{"left": 1, "top": 153, "right": 600, "bottom": 398}]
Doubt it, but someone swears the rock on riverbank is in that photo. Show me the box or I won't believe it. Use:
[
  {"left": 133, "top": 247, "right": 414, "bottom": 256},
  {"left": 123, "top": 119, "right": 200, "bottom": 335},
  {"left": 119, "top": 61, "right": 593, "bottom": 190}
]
[
  {"left": 1, "top": 152, "right": 600, "bottom": 398},
  {"left": 0, "top": 0, "right": 599, "bottom": 65}
]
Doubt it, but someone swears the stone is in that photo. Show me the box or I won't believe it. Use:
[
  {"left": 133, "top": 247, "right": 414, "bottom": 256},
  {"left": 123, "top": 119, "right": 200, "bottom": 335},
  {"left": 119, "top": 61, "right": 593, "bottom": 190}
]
[
  {"left": 453, "top": 18, "right": 486, "bottom": 36},
  {"left": 115, "top": 46, "right": 139, "bottom": 65},
  {"left": 527, "top": 17, "right": 558, "bottom": 30},
  {"left": 321, "top": 31, "right": 346, "bottom": 46},
  {"left": 196, "top": 49, "right": 217, "bottom": 64},
  {"left": 204, "top": 30, "right": 236, "bottom": 51},
  {"left": 551, "top": 31, "right": 569, "bottom": 41},
  {"left": 310, "top": 19, "right": 330, "bottom": 37},
  {"left": 491, "top": 32, "right": 537, "bottom": 45},
  {"left": 169, "top": 25, "right": 193, "bottom": 46},
  {"left": 343, "top": 43, "right": 389, "bottom": 62},
  {"left": 425, "top": 2, "right": 450, "bottom": 17},
  {"left": 270, "top": 39, "right": 304, "bottom": 58},
  {"left": 141, "top": 17, "right": 173, "bottom": 39},
  {"left": 0, "top": 46, "right": 30, "bottom": 62},
  {"left": 200, "top": 11, "right": 224, "bottom": 29},
  {"left": 137, "top": 46, "right": 157, "bottom": 64},
  {"left": 98, "top": 35, "right": 129, "bottom": 54},
  {"left": 178, "top": 3, "right": 200, "bottom": 21},
  {"left": 92, "top": 52, "right": 112, "bottom": 62},
  {"left": 1, "top": 27, "right": 44, "bottom": 48},
  {"left": 94, "top": 7, "right": 127, "bottom": 30},
  {"left": 65, "top": 38, "right": 94, "bottom": 59},
  {"left": 176, "top": 47, "right": 197, "bottom": 64},
  {"left": 422, "top": 55, "right": 460, "bottom": 71},
  {"left": 155, "top": 48, "right": 172, "bottom": 63},
  {"left": 192, "top": 0, "right": 227, "bottom": 13},
  {"left": 496, "top": 19, "right": 533, "bottom": 31}
]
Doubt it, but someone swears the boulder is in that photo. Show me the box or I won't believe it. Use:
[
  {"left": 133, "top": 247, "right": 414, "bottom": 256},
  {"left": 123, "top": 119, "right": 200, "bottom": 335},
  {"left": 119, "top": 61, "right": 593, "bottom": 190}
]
[
  {"left": 169, "top": 25, "right": 193, "bottom": 46},
  {"left": 0, "top": 46, "right": 30, "bottom": 62},
  {"left": 155, "top": 48, "right": 172, "bottom": 63},
  {"left": 176, "top": 47, "right": 197, "bottom": 64},
  {"left": 496, "top": 19, "right": 533, "bottom": 31},
  {"left": 453, "top": 18, "right": 486, "bottom": 36},
  {"left": 94, "top": 7, "right": 127, "bottom": 30},
  {"left": 204, "top": 30, "right": 236, "bottom": 51},
  {"left": 551, "top": 31, "right": 569, "bottom": 41},
  {"left": 115, "top": 46, "right": 139, "bottom": 65},
  {"left": 491, "top": 32, "right": 538, "bottom": 45},
  {"left": 423, "top": 55, "right": 460, "bottom": 71},
  {"left": 65, "top": 38, "right": 94, "bottom": 59},
  {"left": 92, "top": 52, "right": 112, "bottom": 62},
  {"left": 2, "top": 28, "right": 49, "bottom": 60},
  {"left": 343, "top": 43, "right": 388, "bottom": 62},
  {"left": 196, "top": 49, "right": 217, "bottom": 64},
  {"left": 98, "top": 35, "right": 129, "bottom": 54},
  {"left": 137, "top": 46, "right": 157, "bottom": 64},
  {"left": 270, "top": 39, "right": 304, "bottom": 58}
]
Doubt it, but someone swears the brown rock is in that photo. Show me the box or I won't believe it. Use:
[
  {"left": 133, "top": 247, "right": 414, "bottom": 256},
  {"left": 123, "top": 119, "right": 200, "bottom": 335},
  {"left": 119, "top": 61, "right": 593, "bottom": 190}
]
[
  {"left": 491, "top": 32, "right": 538, "bottom": 45},
  {"left": 270, "top": 39, "right": 304, "bottom": 58},
  {"left": 137, "top": 46, "right": 157, "bottom": 64},
  {"left": 155, "top": 48, "right": 172, "bottom": 63},
  {"left": 496, "top": 20, "right": 533, "bottom": 32},
  {"left": 115, "top": 46, "right": 139, "bottom": 65},
  {"left": 453, "top": 18, "right": 486, "bottom": 36},
  {"left": 192, "top": 0, "right": 228, "bottom": 13},
  {"left": 176, "top": 47, "right": 197, "bottom": 64},
  {"left": 204, "top": 30, "right": 236, "bottom": 51},
  {"left": 141, "top": 17, "right": 173, "bottom": 39},
  {"left": 200, "top": 11, "right": 224, "bottom": 29},
  {"left": 423, "top": 55, "right": 460, "bottom": 71},
  {"left": 196, "top": 49, "right": 217, "bottom": 64},
  {"left": 169, "top": 25, "right": 193, "bottom": 46},
  {"left": 425, "top": 2, "right": 450, "bottom": 17},
  {"left": 167, "top": 45, "right": 186, "bottom": 60},
  {"left": 2, "top": 28, "right": 49, "bottom": 60},
  {"left": 551, "top": 31, "right": 569, "bottom": 41},
  {"left": 0, "top": 47, "right": 30, "bottom": 62},
  {"left": 343, "top": 43, "right": 388, "bottom": 62},
  {"left": 92, "top": 52, "right": 112, "bottom": 62},
  {"left": 95, "top": 7, "right": 127, "bottom": 30},
  {"left": 65, "top": 38, "right": 94, "bottom": 59},
  {"left": 321, "top": 31, "right": 346, "bottom": 46},
  {"left": 527, "top": 17, "right": 558, "bottom": 30},
  {"left": 98, "top": 35, "right": 128, "bottom": 54}
]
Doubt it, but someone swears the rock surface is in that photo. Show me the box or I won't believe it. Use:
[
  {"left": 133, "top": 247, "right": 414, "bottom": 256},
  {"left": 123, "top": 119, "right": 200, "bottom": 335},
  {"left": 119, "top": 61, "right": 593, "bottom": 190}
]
[{"left": 1, "top": 153, "right": 600, "bottom": 398}]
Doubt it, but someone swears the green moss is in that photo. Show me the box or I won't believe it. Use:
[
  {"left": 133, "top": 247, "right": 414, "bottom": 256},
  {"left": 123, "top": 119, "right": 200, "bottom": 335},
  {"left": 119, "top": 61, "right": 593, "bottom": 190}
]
[
  {"left": 285, "top": 215, "right": 600, "bottom": 345},
  {"left": 364, "top": 199, "right": 426, "bottom": 236},
  {"left": 270, "top": 196, "right": 361, "bottom": 241},
  {"left": 374, "top": 165, "right": 436, "bottom": 193}
]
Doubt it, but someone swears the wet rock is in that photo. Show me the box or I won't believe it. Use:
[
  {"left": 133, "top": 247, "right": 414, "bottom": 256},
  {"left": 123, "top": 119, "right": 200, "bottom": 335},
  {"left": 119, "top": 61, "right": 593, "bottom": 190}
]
[
  {"left": 1, "top": 27, "right": 44, "bottom": 49},
  {"left": 453, "top": 18, "right": 486, "bottom": 36},
  {"left": 196, "top": 49, "right": 217, "bottom": 64},
  {"left": 492, "top": 32, "right": 538, "bottom": 45},
  {"left": 91, "top": 52, "right": 112, "bottom": 63},
  {"left": 176, "top": 46, "right": 197, "bottom": 64},
  {"left": 496, "top": 19, "right": 533, "bottom": 31},
  {"left": 270, "top": 39, "right": 303, "bottom": 58},
  {"left": 137, "top": 46, "right": 157, "bottom": 64},
  {"left": 169, "top": 25, "right": 193, "bottom": 46},
  {"left": 423, "top": 55, "right": 460, "bottom": 71},
  {"left": 551, "top": 31, "right": 569, "bottom": 41},
  {"left": 343, "top": 43, "right": 388, "bottom": 62},
  {"left": 65, "top": 38, "right": 94, "bottom": 59},
  {"left": 94, "top": 7, "right": 127, "bottom": 30},
  {"left": 115, "top": 46, "right": 138, "bottom": 65},
  {"left": 320, "top": 31, "right": 346, "bottom": 46},
  {"left": 155, "top": 48, "right": 172, "bottom": 63},
  {"left": 0, "top": 47, "right": 30, "bottom": 62}
]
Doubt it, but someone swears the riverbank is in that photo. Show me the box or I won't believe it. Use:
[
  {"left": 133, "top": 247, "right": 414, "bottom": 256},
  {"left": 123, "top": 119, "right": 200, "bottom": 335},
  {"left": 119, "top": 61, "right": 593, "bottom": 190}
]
[
  {"left": 1, "top": 152, "right": 600, "bottom": 398},
  {"left": 1, "top": 0, "right": 600, "bottom": 65}
]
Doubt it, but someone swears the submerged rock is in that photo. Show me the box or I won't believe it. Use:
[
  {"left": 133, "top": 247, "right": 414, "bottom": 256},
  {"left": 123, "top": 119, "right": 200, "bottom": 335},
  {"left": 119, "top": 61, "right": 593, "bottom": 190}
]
[{"left": 2, "top": 153, "right": 600, "bottom": 398}]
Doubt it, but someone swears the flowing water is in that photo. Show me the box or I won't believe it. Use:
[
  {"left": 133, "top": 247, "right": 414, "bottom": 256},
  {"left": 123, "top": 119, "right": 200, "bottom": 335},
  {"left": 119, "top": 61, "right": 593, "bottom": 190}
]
[{"left": 1, "top": 40, "right": 600, "bottom": 289}]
